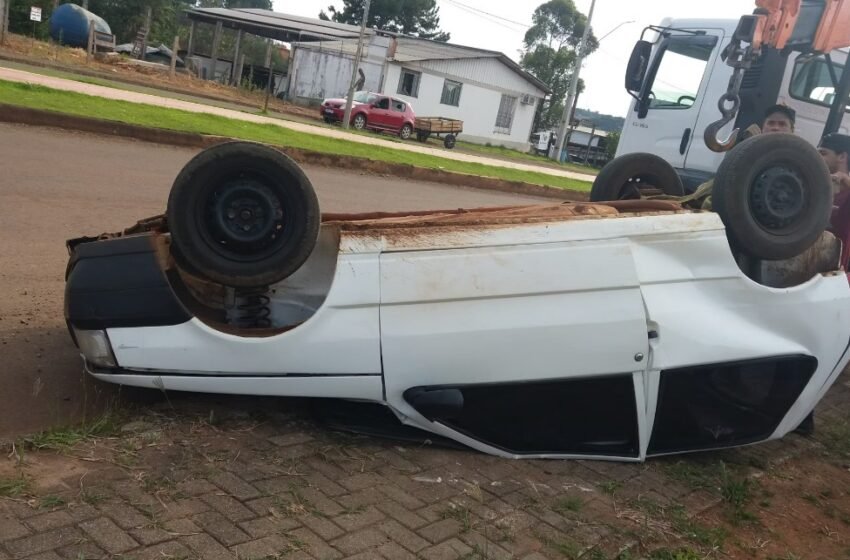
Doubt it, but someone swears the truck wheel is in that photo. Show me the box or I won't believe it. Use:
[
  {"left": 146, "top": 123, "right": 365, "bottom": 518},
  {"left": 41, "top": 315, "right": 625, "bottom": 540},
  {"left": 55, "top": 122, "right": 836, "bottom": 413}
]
[
  {"left": 712, "top": 133, "right": 832, "bottom": 261},
  {"left": 589, "top": 153, "right": 684, "bottom": 201},
  {"left": 167, "top": 141, "right": 321, "bottom": 288},
  {"left": 444, "top": 134, "right": 457, "bottom": 149}
]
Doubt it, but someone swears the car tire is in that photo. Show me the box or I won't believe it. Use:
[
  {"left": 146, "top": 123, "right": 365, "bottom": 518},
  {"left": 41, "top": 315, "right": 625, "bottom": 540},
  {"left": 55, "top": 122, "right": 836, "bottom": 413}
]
[
  {"left": 399, "top": 124, "right": 413, "bottom": 140},
  {"left": 590, "top": 153, "right": 684, "bottom": 201},
  {"left": 417, "top": 131, "right": 430, "bottom": 143},
  {"left": 444, "top": 134, "right": 457, "bottom": 149},
  {"left": 167, "top": 141, "right": 321, "bottom": 288},
  {"left": 712, "top": 133, "right": 832, "bottom": 261},
  {"left": 352, "top": 113, "right": 367, "bottom": 130}
]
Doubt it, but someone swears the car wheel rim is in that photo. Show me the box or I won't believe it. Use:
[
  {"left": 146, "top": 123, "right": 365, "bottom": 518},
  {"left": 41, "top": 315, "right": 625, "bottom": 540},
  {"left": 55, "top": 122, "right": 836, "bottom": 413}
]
[
  {"left": 750, "top": 166, "right": 805, "bottom": 232},
  {"left": 205, "top": 178, "right": 286, "bottom": 259},
  {"left": 354, "top": 116, "right": 365, "bottom": 129},
  {"left": 401, "top": 126, "right": 411, "bottom": 139}
]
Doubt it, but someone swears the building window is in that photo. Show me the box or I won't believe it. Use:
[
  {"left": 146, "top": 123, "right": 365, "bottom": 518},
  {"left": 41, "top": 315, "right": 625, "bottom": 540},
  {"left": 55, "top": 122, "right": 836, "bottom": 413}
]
[
  {"left": 441, "top": 79, "right": 462, "bottom": 106},
  {"left": 495, "top": 94, "right": 518, "bottom": 134},
  {"left": 397, "top": 69, "right": 421, "bottom": 98}
]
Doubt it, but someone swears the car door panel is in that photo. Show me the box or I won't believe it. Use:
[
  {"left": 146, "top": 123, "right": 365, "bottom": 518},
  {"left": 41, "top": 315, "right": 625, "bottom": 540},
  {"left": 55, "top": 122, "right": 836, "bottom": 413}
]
[{"left": 380, "top": 239, "right": 650, "bottom": 458}]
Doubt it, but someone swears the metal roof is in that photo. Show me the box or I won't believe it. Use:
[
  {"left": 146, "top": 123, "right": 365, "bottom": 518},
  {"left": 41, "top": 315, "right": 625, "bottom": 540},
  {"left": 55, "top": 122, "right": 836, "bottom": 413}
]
[
  {"left": 391, "top": 37, "right": 551, "bottom": 94},
  {"left": 292, "top": 35, "right": 551, "bottom": 94},
  {"left": 185, "top": 8, "right": 370, "bottom": 42}
]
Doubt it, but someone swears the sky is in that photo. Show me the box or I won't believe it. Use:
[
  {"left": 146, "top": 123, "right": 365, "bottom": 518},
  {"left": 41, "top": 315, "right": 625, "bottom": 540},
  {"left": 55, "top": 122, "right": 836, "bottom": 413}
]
[{"left": 271, "top": 0, "right": 756, "bottom": 117}]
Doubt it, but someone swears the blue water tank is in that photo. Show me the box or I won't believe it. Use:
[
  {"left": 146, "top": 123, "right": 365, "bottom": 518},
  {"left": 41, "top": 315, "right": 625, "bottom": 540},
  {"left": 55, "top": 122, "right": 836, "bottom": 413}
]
[{"left": 48, "top": 3, "right": 112, "bottom": 48}]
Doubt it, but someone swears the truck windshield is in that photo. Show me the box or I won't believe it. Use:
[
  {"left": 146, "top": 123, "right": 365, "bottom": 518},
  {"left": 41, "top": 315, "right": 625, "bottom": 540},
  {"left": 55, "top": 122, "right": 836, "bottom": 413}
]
[{"left": 646, "top": 36, "right": 717, "bottom": 110}]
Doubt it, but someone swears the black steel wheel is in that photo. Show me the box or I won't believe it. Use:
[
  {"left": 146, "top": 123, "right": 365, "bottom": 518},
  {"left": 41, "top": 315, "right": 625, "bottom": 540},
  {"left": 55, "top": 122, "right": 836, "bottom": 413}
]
[
  {"left": 590, "top": 153, "right": 684, "bottom": 201},
  {"left": 713, "top": 133, "right": 832, "bottom": 260},
  {"left": 167, "top": 141, "right": 321, "bottom": 288}
]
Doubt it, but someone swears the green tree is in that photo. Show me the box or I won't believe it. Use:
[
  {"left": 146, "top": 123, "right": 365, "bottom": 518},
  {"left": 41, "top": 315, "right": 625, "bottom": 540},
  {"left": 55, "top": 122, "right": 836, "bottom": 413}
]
[
  {"left": 7, "top": 0, "right": 54, "bottom": 40},
  {"left": 319, "top": 0, "right": 450, "bottom": 42},
  {"left": 604, "top": 129, "right": 620, "bottom": 160},
  {"left": 520, "top": 0, "right": 597, "bottom": 131}
]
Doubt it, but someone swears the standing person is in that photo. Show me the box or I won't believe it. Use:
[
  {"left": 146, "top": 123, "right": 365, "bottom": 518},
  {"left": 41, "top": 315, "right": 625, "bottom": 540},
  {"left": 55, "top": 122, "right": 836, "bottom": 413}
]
[
  {"left": 794, "top": 133, "right": 850, "bottom": 438},
  {"left": 761, "top": 104, "right": 796, "bottom": 134},
  {"left": 819, "top": 133, "right": 850, "bottom": 259}
]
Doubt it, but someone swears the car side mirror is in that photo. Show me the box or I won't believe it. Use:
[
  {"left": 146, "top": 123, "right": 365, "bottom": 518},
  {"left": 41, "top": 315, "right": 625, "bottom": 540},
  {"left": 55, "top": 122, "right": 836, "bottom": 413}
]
[{"left": 625, "top": 40, "right": 652, "bottom": 94}]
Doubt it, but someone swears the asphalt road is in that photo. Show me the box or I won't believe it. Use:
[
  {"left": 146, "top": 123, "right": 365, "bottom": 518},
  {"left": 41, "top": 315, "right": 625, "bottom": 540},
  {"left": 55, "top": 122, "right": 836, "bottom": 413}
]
[{"left": 0, "top": 123, "right": 548, "bottom": 439}]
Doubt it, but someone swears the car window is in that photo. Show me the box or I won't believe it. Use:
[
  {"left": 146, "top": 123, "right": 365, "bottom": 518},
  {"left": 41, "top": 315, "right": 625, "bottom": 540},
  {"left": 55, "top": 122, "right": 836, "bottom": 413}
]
[
  {"left": 392, "top": 100, "right": 406, "bottom": 112},
  {"left": 375, "top": 97, "right": 390, "bottom": 110},
  {"left": 790, "top": 55, "right": 847, "bottom": 108},
  {"left": 645, "top": 36, "right": 716, "bottom": 110}
]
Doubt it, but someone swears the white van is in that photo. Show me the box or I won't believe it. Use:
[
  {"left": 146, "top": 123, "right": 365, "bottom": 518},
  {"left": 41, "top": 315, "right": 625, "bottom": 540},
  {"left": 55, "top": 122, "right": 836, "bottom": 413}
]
[{"left": 616, "top": 18, "right": 850, "bottom": 191}]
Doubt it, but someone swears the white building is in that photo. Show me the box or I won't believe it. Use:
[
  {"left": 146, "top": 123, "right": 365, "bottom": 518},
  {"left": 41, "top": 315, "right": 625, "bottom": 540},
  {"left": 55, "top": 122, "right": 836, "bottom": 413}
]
[{"left": 288, "top": 35, "right": 551, "bottom": 151}]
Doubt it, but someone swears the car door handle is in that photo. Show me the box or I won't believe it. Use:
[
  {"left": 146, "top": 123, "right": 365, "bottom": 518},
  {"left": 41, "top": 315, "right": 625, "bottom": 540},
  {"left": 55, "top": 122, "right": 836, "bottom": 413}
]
[{"left": 679, "top": 128, "right": 692, "bottom": 155}]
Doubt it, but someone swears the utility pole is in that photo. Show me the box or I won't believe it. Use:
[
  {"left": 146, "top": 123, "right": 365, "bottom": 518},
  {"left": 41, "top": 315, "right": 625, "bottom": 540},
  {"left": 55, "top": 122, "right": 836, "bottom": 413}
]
[
  {"left": 341, "top": 0, "right": 371, "bottom": 130},
  {"left": 139, "top": 6, "right": 152, "bottom": 61},
  {"left": 551, "top": 0, "right": 596, "bottom": 161}
]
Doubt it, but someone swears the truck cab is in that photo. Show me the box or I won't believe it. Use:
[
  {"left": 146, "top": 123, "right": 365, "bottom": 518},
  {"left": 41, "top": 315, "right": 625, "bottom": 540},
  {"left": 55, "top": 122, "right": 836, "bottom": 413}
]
[{"left": 617, "top": 17, "right": 850, "bottom": 191}]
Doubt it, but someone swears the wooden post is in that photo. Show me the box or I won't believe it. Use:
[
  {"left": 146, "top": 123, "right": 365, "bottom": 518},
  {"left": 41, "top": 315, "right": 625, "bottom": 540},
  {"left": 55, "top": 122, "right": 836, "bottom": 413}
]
[
  {"left": 86, "top": 20, "right": 95, "bottom": 63},
  {"left": 263, "top": 40, "right": 273, "bottom": 112},
  {"left": 234, "top": 53, "right": 245, "bottom": 89},
  {"left": 170, "top": 35, "right": 179, "bottom": 77},
  {"left": 186, "top": 20, "right": 195, "bottom": 58},
  {"left": 230, "top": 29, "right": 242, "bottom": 86},
  {"left": 209, "top": 20, "right": 223, "bottom": 82}
]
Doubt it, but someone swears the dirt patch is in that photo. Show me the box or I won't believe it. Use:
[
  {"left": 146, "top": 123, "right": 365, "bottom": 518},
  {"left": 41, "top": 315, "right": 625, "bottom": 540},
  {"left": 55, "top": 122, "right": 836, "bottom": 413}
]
[{"left": 697, "top": 459, "right": 850, "bottom": 560}]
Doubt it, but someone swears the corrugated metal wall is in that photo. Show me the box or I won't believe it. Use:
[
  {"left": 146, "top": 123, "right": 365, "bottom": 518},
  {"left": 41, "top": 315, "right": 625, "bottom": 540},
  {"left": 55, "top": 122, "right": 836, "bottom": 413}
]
[
  {"left": 290, "top": 49, "right": 383, "bottom": 101},
  {"left": 417, "top": 57, "right": 544, "bottom": 97},
  {"left": 288, "top": 37, "right": 389, "bottom": 102}
]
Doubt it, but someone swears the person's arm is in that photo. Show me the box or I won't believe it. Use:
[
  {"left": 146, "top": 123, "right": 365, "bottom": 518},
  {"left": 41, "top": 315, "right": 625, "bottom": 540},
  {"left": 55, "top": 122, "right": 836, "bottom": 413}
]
[{"left": 831, "top": 172, "right": 850, "bottom": 194}]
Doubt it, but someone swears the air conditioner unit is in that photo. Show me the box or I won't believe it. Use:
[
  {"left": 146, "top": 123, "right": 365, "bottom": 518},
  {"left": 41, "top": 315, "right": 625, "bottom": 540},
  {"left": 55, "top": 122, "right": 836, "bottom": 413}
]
[{"left": 520, "top": 94, "right": 534, "bottom": 105}]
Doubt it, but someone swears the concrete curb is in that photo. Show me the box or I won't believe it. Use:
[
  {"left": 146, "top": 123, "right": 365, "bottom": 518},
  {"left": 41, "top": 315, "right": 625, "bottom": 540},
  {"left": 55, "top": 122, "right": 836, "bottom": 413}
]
[{"left": 0, "top": 104, "right": 589, "bottom": 201}]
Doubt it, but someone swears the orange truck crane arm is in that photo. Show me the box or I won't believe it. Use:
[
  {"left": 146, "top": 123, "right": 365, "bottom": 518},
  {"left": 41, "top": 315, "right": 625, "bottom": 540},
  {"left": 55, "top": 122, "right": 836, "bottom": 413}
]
[
  {"left": 755, "top": 0, "right": 850, "bottom": 51},
  {"left": 705, "top": 0, "right": 850, "bottom": 152}
]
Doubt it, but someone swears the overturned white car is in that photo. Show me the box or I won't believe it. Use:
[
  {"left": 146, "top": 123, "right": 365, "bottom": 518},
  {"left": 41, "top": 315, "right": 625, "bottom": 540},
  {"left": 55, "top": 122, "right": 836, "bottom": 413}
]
[{"left": 64, "top": 140, "right": 850, "bottom": 461}]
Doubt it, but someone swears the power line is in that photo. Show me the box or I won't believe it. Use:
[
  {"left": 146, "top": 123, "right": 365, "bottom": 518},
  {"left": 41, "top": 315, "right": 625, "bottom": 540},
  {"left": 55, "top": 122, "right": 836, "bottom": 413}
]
[{"left": 441, "top": 0, "right": 530, "bottom": 31}]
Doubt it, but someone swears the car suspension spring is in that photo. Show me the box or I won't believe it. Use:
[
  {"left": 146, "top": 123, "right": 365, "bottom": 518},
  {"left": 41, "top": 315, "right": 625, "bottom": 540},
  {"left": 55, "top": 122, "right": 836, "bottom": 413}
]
[{"left": 233, "top": 287, "right": 272, "bottom": 329}]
